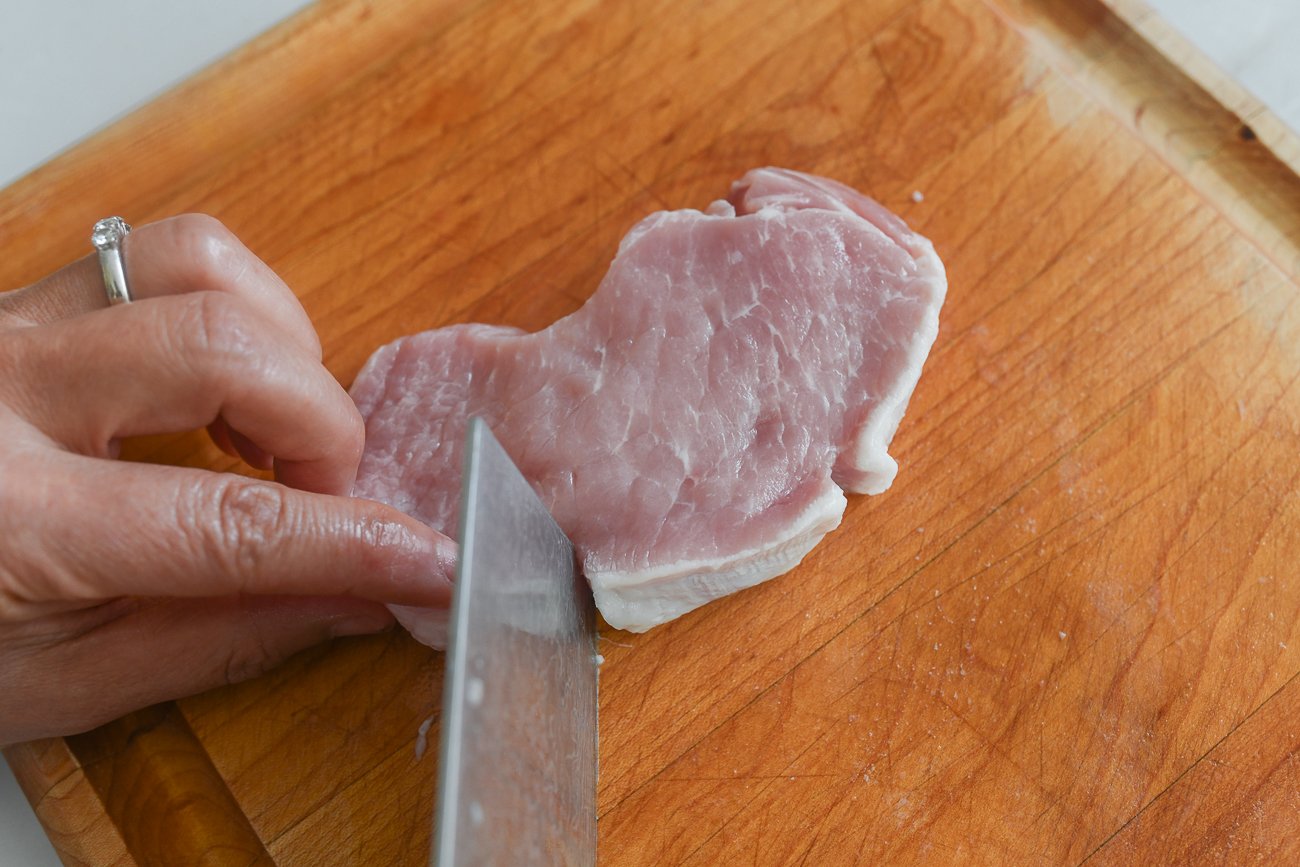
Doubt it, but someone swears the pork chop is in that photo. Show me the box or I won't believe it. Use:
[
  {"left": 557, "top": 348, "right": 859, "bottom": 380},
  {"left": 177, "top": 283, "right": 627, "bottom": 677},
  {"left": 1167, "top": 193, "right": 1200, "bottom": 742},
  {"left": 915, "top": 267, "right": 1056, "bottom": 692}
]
[{"left": 351, "top": 167, "right": 946, "bottom": 639}]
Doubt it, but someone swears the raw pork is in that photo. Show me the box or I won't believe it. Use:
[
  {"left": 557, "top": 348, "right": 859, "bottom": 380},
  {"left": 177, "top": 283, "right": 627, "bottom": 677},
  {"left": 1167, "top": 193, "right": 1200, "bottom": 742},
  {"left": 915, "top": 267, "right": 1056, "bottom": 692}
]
[{"left": 351, "top": 168, "right": 946, "bottom": 637}]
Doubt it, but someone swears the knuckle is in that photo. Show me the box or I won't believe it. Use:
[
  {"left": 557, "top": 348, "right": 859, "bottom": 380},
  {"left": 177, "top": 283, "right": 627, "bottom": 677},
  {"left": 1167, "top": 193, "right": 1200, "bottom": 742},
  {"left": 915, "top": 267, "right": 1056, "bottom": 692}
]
[
  {"left": 202, "top": 480, "right": 291, "bottom": 582},
  {"left": 173, "top": 212, "right": 230, "bottom": 239},
  {"left": 172, "top": 213, "right": 240, "bottom": 285},
  {"left": 221, "top": 630, "right": 278, "bottom": 685},
  {"left": 180, "top": 291, "right": 257, "bottom": 360}
]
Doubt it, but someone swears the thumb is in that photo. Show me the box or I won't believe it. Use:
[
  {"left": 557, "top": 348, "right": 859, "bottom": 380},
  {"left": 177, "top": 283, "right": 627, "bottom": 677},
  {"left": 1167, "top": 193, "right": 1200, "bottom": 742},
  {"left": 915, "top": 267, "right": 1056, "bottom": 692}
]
[{"left": 7, "top": 595, "right": 394, "bottom": 743}]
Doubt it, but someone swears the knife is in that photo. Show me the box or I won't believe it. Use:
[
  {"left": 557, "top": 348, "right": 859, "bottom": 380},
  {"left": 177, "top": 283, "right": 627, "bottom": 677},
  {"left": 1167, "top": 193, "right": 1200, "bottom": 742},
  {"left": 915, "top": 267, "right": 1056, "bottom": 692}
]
[{"left": 432, "top": 418, "right": 599, "bottom": 866}]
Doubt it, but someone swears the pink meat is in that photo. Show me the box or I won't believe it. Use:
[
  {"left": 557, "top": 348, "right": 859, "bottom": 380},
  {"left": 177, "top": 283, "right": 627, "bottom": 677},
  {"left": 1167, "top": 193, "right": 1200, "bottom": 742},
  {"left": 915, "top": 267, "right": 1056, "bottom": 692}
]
[{"left": 351, "top": 168, "right": 946, "bottom": 639}]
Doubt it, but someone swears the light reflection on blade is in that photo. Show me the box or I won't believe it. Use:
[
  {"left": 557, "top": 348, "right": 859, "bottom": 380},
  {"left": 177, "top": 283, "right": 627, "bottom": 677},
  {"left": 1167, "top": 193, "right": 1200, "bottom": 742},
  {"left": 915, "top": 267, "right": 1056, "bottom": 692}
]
[{"left": 433, "top": 417, "right": 598, "bottom": 867}]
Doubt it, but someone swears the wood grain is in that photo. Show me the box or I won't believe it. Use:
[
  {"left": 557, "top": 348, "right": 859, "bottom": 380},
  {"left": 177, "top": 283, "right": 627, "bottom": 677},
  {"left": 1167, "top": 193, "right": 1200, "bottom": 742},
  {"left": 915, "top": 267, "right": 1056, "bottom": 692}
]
[
  {"left": 1, "top": 740, "right": 135, "bottom": 866},
  {"left": 994, "top": 0, "right": 1300, "bottom": 282},
  {"left": 68, "top": 705, "right": 272, "bottom": 866},
  {"left": 1102, "top": 0, "right": 1300, "bottom": 178},
  {"left": 1089, "top": 670, "right": 1300, "bottom": 864},
  {"left": 2, "top": 0, "right": 1298, "bottom": 863},
  {"left": 0, "top": 0, "right": 476, "bottom": 288}
]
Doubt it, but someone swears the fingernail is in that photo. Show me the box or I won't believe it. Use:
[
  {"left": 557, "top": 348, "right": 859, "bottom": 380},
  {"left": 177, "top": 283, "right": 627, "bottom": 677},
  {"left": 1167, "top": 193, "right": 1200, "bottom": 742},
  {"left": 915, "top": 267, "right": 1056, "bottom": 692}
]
[
  {"left": 424, "top": 533, "right": 459, "bottom": 583},
  {"left": 409, "top": 532, "right": 458, "bottom": 604}
]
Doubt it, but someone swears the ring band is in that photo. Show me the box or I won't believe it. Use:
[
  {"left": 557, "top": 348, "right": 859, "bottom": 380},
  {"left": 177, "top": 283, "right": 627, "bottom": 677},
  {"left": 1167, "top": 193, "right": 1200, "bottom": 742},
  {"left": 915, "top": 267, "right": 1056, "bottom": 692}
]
[{"left": 91, "top": 217, "right": 133, "bottom": 305}]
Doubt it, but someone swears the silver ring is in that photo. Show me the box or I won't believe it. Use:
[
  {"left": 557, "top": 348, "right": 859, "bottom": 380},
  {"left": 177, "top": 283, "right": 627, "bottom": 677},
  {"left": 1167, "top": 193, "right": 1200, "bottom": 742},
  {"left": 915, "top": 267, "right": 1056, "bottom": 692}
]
[{"left": 91, "top": 217, "right": 133, "bottom": 305}]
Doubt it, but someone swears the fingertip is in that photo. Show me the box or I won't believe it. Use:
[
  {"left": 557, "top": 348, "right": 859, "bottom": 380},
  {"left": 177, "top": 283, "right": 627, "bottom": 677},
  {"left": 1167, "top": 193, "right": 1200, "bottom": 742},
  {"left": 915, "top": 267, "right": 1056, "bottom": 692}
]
[
  {"left": 267, "top": 399, "right": 365, "bottom": 495},
  {"left": 402, "top": 515, "right": 459, "bottom": 586},
  {"left": 353, "top": 506, "right": 457, "bottom": 608}
]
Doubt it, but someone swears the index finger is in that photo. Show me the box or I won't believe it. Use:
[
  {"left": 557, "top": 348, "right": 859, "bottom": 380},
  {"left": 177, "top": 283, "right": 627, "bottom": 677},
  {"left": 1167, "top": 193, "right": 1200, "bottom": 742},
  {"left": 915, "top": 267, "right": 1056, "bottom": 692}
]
[{"left": 38, "top": 455, "right": 456, "bottom": 609}]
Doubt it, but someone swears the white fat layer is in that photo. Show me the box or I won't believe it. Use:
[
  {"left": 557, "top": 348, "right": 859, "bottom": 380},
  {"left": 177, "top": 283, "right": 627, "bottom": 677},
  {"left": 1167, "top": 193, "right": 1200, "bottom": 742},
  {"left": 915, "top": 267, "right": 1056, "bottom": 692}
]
[
  {"left": 390, "top": 604, "right": 450, "bottom": 649},
  {"left": 590, "top": 481, "right": 846, "bottom": 631},
  {"left": 845, "top": 238, "right": 948, "bottom": 495}
]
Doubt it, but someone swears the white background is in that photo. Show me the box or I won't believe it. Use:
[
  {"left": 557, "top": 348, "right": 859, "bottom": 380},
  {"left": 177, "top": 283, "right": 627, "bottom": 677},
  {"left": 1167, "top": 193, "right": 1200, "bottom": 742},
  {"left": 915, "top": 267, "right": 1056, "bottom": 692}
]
[
  {"left": 1, "top": 1, "right": 1296, "bottom": 864},
  {"left": 1147, "top": 0, "right": 1300, "bottom": 134},
  {"left": 0, "top": 1, "right": 314, "bottom": 189}
]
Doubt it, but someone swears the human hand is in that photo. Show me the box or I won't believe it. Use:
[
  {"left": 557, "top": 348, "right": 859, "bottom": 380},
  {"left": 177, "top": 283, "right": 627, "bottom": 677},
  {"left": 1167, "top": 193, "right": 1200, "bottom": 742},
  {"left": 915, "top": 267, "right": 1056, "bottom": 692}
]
[{"left": 0, "top": 215, "right": 454, "bottom": 746}]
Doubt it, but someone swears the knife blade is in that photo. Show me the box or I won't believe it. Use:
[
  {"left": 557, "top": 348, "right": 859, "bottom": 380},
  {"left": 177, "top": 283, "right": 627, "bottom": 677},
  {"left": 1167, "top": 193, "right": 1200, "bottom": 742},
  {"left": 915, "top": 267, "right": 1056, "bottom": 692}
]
[{"left": 433, "top": 417, "right": 598, "bottom": 866}]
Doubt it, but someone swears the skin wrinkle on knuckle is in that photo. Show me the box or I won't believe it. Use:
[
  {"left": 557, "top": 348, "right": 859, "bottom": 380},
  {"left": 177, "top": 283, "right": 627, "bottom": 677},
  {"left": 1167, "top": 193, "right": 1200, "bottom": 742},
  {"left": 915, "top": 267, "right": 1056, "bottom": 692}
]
[
  {"left": 169, "top": 293, "right": 272, "bottom": 416},
  {"left": 221, "top": 624, "right": 280, "bottom": 686},
  {"left": 204, "top": 480, "right": 293, "bottom": 588},
  {"left": 172, "top": 214, "right": 323, "bottom": 361},
  {"left": 352, "top": 507, "right": 425, "bottom": 587},
  {"left": 188, "top": 292, "right": 259, "bottom": 361}
]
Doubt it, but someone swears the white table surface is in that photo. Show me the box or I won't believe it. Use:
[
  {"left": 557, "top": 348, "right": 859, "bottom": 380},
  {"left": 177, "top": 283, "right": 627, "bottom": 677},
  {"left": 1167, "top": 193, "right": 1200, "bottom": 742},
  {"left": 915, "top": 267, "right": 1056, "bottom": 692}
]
[{"left": 1, "top": 1, "right": 1297, "bottom": 864}]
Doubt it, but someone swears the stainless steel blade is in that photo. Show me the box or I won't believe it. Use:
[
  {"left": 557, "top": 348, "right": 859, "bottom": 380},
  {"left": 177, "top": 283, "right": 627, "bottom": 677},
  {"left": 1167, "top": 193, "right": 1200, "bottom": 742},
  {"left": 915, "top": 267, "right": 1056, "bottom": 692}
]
[{"left": 433, "top": 417, "right": 598, "bottom": 867}]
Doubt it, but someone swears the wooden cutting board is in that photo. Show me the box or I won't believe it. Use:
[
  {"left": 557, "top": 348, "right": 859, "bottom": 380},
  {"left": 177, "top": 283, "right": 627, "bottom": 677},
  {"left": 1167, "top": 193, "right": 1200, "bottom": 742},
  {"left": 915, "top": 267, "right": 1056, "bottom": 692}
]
[{"left": 4, "top": 0, "right": 1299, "bottom": 863}]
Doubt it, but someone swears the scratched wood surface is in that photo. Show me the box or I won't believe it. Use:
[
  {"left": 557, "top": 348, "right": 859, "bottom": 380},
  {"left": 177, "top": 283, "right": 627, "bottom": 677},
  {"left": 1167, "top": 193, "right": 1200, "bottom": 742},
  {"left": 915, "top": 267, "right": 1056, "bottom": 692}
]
[{"left": 3, "top": 0, "right": 1299, "bottom": 863}]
